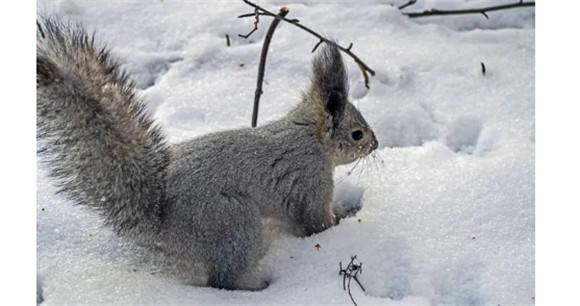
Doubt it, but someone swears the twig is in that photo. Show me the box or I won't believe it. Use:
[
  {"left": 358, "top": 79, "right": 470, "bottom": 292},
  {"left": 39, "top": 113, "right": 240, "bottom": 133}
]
[
  {"left": 398, "top": 0, "right": 417, "bottom": 10},
  {"left": 311, "top": 39, "right": 323, "bottom": 53},
  {"left": 238, "top": 11, "right": 267, "bottom": 18},
  {"left": 239, "top": 0, "right": 375, "bottom": 88},
  {"left": 37, "top": 21, "right": 46, "bottom": 38},
  {"left": 238, "top": 8, "right": 259, "bottom": 38},
  {"left": 403, "top": 1, "right": 535, "bottom": 18},
  {"left": 225, "top": 34, "right": 231, "bottom": 46},
  {"left": 339, "top": 256, "right": 366, "bottom": 306},
  {"left": 238, "top": 12, "right": 300, "bottom": 23},
  {"left": 481, "top": 62, "right": 486, "bottom": 76},
  {"left": 241, "top": 6, "right": 289, "bottom": 127},
  {"left": 358, "top": 63, "right": 370, "bottom": 89}
]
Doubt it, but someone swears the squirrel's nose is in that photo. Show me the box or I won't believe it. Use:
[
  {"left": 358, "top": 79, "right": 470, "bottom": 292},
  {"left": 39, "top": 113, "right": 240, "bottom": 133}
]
[{"left": 370, "top": 134, "right": 378, "bottom": 151}]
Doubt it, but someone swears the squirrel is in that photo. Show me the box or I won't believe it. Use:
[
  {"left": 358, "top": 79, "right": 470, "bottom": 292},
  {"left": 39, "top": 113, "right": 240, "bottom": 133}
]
[{"left": 36, "top": 16, "right": 378, "bottom": 290}]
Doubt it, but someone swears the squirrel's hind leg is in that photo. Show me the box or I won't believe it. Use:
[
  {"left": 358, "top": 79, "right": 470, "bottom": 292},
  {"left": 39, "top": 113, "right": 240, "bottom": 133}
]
[{"left": 204, "top": 194, "right": 268, "bottom": 291}]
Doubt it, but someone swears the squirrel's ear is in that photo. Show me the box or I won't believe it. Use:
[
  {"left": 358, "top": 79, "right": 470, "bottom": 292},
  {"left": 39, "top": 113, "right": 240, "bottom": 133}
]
[{"left": 310, "top": 42, "right": 349, "bottom": 127}]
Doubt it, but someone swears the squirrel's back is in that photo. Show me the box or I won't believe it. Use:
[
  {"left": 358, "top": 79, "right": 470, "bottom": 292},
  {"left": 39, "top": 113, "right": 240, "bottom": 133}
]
[{"left": 36, "top": 17, "right": 169, "bottom": 241}]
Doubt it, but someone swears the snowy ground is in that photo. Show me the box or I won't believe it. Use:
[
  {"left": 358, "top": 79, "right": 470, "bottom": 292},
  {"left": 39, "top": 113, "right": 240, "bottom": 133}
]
[{"left": 36, "top": 0, "right": 535, "bottom": 305}]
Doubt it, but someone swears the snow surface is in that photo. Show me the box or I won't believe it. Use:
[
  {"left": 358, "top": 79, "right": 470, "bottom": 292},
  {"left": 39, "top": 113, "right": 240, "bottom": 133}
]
[{"left": 36, "top": 0, "right": 535, "bottom": 305}]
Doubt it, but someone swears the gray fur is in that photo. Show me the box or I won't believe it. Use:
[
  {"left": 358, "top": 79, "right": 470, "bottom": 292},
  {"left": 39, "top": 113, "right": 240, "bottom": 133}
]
[{"left": 36, "top": 16, "right": 378, "bottom": 290}]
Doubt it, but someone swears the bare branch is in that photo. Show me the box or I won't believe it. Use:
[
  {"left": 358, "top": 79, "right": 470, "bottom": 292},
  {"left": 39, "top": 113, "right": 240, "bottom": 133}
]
[
  {"left": 311, "top": 39, "right": 323, "bottom": 53},
  {"left": 37, "top": 21, "right": 46, "bottom": 38},
  {"left": 339, "top": 256, "right": 366, "bottom": 306},
  {"left": 347, "top": 272, "right": 357, "bottom": 306},
  {"left": 358, "top": 63, "right": 370, "bottom": 89},
  {"left": 352, "top": 274, "right": 366, "bottom": 292},
  {"left": 240, "top": 0, "right": 375, "bottom": 87},
  {"left": 403, "top": 1, "right": 535, "bottom": 19},
  {"left": 239, "top": 12, "right": 299, "bottom": 23},
  {"left": 244, "top": 6, "right": 290, "bottom": 127},
  {"left": 398, "top": 0, "right": 417, "bottom": 10},
  {"left": 238, "top": 8, "right": 259, "bottom": 38},
  {"left": 238, "top": 11, "right": 268, "bottom": 18}
]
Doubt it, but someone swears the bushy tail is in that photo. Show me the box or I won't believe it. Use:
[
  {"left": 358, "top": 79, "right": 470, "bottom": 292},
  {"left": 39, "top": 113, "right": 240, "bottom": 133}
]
[{"left": 36, "top": 16, "right": 169, "bottom": 240}]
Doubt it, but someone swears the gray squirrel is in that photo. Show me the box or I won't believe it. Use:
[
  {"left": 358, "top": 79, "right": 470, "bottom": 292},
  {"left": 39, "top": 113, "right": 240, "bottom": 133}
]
[{"left": 36, "top": 16, "right": 378, "bottom": 290}]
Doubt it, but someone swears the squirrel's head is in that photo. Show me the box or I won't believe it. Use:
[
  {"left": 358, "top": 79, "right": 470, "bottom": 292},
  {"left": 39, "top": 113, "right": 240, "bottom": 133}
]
[{"left": 303, "top": 42, "right": 378, "bottom": 166}]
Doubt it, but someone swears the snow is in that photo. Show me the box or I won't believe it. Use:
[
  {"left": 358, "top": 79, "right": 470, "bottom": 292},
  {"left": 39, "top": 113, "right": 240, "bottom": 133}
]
[{"left": 36, "top": 0, "right": 535, "bottom": 305}]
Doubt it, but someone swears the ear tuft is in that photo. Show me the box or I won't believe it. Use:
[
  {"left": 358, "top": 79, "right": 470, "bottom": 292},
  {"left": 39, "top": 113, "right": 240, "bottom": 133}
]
[
  {"left": 311, "top": 42, "right": 348, "bottom": 97},
  {"left": 309, "top": 42, "right": 349, "bottom": 128}
]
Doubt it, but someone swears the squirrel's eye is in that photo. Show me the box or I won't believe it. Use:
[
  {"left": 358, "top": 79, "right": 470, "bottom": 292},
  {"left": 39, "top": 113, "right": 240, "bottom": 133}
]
[{"left": 352, "top": 130, "right": 363, "bottom": 141}]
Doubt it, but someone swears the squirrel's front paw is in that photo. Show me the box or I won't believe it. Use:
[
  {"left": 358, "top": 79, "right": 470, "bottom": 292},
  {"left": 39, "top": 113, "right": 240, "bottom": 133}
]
[
  {"left": 332, "top": 182, "right": 364, "bottom": 220},
  {"left": 302, "top": 214, "right": 336, "bottom": 236}
]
